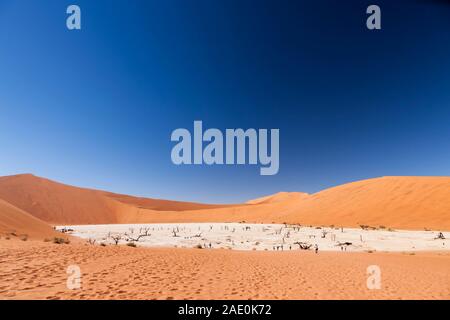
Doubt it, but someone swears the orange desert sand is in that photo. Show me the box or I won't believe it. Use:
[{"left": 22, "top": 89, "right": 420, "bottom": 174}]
[
  {"left": 0, "top": 173, "right": 450, "bottom": 300},
  {"left": 0, "top": 240, "right": 449, "bottom": 300}
]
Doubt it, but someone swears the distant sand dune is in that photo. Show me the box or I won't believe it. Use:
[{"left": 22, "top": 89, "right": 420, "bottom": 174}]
[
  {"left": 0, "top": 174, "right": 234, "bottom": 225},
  {"left": 103, "top": 192, "right": 238, "bottom": 211},
  {"left": 133, "top": 176, "right": 450, "bottom": 231},
  {"left": 0, "top": 174, "right": 450, "bottom": 231},
  {"left": 280, "top": 176, "right": 450, "bottom": 230}
]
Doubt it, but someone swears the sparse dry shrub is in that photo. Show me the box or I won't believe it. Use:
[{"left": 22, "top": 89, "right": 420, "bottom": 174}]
[{"left": 53, "top": 237, "right": 70, "bottom": 244}]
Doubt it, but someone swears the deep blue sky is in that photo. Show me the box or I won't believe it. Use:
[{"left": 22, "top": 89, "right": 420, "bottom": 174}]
[{"left": 1, "top": 0, "right": 450, "bottom": 203}]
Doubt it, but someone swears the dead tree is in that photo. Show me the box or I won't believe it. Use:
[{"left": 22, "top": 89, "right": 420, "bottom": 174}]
[
  {"left": 294, "top": 241, "right": 312, "bottom": 250},
  {"left": 111, "top": 234, "right": 122, "bottom": 245},
  {"left": 139, "top": 227, "right": 151, "bottom": 236},
  {"left": 336, "top": 242, "right": 352, "bottom": 247},
  {"left": 125, "top": 228, "right": 151, "bottom": 242}
]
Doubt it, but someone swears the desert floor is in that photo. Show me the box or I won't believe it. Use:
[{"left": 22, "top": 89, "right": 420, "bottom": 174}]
[
  {"left": 0, "top": 239, "right": 449, "bottom": 300},
  {"left": 58, "top": 223, "right": 449, "bottom": 252}
]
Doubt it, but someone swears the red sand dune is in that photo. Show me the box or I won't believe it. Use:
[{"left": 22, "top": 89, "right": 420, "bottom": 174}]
[
  {"left": 0, "top": 174, "right": 233, "bottom": 225},
  {"left": 0, "top": 199, "right": 60, "bottom": 239},
  {"left": 0, "top": 174, "right": 120, "bottom": 225},
  {"left": 150, "top": 176, "right": 450, "bottom": 230},
  {"left": 277, "top": 176, "right": 450, "bottom": 230},
  {"left": 0, "top": 174, "right": 449, "bottom": 230},
  {"left": 102, "top": 191, "right": 237, "bottom": 211}
]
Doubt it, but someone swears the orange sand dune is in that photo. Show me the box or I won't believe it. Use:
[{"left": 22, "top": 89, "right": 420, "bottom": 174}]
[
  {"left": 129, "top": 177, "right": 450, "bottom": 231},
  {"left": 278, "top": 176, "right": 450, "bottom": 230},
  {"left": 0, "top": 174, "right": 450, "bottom": 231},
  {"left": 0, "top": 240, "right": 449, "bottom": 300},
  {"left": 0, "top": 199, "right": 60, "bottom": 240},
  {"left": 0, "top": 174, "right": 234, "bottom": 225},
  {"left": 102, "top": 191, "right": 237, "bottom": 211},
  {"left": 0, "top": 174, "right": 120, "bottom": 225}
]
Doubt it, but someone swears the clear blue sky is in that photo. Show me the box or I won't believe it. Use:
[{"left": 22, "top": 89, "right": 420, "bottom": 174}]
[{"left": 1, "top": 0, "right": 450, "bottom": 203}]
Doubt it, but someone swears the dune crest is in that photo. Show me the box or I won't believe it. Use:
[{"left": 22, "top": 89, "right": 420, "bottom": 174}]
[{"left": 246, "top": 192, "right": 309, "bottom": 205}]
